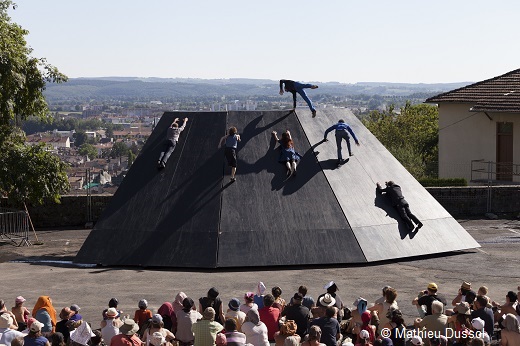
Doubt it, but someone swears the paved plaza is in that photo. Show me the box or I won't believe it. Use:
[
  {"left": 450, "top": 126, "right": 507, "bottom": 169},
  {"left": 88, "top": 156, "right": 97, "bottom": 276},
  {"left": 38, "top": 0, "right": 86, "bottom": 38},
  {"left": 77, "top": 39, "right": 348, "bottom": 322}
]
[{"left": 1, "top": 218, "right": 519, "bottom": 326}]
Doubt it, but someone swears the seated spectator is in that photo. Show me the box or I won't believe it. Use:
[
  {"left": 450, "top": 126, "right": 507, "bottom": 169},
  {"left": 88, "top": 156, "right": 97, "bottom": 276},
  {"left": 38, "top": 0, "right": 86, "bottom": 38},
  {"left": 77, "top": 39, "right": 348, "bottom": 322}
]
[
  {"left": 224, "top": 318, "right": 247, "bottom": 346},
  {"left": 414, "top": 301, "right": 448, "bottom": 343},
  {"left": 492, "top": 291, "right": 517, "bottom": 322},
  {"left": 313, "top": 294, "right": 339, "bottom": 321},
  {"left": 447, "top": 302, "right": 472, "bottom": 328},
  {"left": 283, "top": 336, "right": 299, "bottom": 346},
  {"left": 225, "top": 299, "right": 246, "bottom": 332},
  {"left": 281, "top": 293, "right": 311, "bottom": 339},
  {"left": 469, "top": 339, "right": 484, "bottom": 346},
  {"left": 240, "top": 293, "right": 258, "bottom": 315},
  {"left": 172, "top": 292, "right": 188, "bottom": 334},
  {"left": 70, "top": 305, "right": 82, "bottom": 321},
  {"left": 199, "top": 287, "right": 225, "bottom": 325},
  {"left": 176, "top": 297, "right": 203, "bottom": 346},
  {"left": 0, "top": 302, "right": 18, "bottom": 331},
  {"left": 101, "top": 307, "right": 123, "bottom": 343},
  {"left": 55, "top": 308, "right": 73, "bottom": 343},
  {"left": 470, "top": 317, "right": 490, "bottom": 343},
  {"left": 429, "top": 336, "right": 448, "bottom": 346},
  {"left": 241, "top": 309, "right": 269, "bottom": 346},
  {"left": 499, "top": 313, "right": 520, "bottom": 346},
  {"left": 90, "top": 330, "right": 104, "bottom": 346},
  {"left": 289, "top": 286, "right": 315, "bottom": 310},
  {"left": 412, "top": 283, "right": 447, "bottom": 318},
  {"left": 216, "top": 332, "right": 227, "bottom": 346},
  {"left": 110, "top": 319, "right": 142, "bottom": 346},
  {"left": 310, "top": 307, "right": 341, "bottom": 346},
  {"left": 476, "top": 287, "right": 492, "bottom": 309},
  {"left": 301, "top": 325, "right": 325, "bottom": 346},
  {"left": 317, "top": 282, "right": 344, "bottom": 320},
  {"left": 471, "top": 296, "right": 494, "bottom": 337},
  {"left": 11, "top": 297, "right": 30, "bottom": 332},
  {"left": 271, "top": 287, "right": 286, "bottom": 312},
  {"left": 254, "top": 282, "right": 266, "bottom": 310},
  {"left": 346, "top": 298, "right": 368, "bottom": 338},
  {"left": 273, "top": 320, "right": 298, "bottom": 346},
  {"left": 258, "top": 294, "right": 280, "bottom": 342},
  {"left": 374, "top": 287, "right": 391, "bottom": 305},
  {"left": 0, "top": 314, "right": 25, "bottom": 346},
  {"left": 32, "top": 296, "right": 56, "bottom": 333},
  {"left": 133, "top": 299, "right": 153, "bottom": 332},
  {"left": 192, "top": 307, "right": 223, "bottom": 346},
  {"left": 149, "top": 332, "right": 169, "bottom": 346},
  {"left": 355, "top": 330, "right": 372, "bottom": 346},
  {"left": 353, "top": 312, "right": 375, "bottom": 345},
  {"left": 47, "top": 332, "right": 65, "bottom": 346},
  {"left": 410, "top": 336, "right": 423, "bottom": 346},
  {"left": 102, "top": 298, "right": 122, "bottom": 320},
  {"left": 69, "top": 320, "right": 96, "bottom": 346},
  {"left": 157, "top": 302, "right": 176, "bottom": 332},
  {"left": 452, "top": 281, "right": 472, "bottom": 306},
  {"left": 24, "top": 321, "right": 50, "bottom": 346},
  {"left": 142, "top": 314, "right": 175, "bottom": 346},
  {"left": 368, "top": 287, "right": 398, "bottom": 332},
  {"left": 380, "top": 308, "right": 405, "bottom": 346}
]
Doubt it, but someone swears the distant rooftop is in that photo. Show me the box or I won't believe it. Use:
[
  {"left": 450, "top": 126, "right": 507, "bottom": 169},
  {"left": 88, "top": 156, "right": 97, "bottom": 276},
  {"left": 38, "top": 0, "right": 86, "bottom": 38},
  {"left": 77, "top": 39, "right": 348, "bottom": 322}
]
[{"left": 426, "top": 68, "right": 520, "bottom": 112}]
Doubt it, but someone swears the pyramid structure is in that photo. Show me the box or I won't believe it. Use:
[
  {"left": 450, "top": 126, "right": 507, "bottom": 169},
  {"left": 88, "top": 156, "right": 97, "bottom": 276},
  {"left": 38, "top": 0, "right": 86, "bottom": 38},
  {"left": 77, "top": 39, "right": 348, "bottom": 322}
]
[{"left": 75, "top": 108, "right": 479, "bottom": 268}]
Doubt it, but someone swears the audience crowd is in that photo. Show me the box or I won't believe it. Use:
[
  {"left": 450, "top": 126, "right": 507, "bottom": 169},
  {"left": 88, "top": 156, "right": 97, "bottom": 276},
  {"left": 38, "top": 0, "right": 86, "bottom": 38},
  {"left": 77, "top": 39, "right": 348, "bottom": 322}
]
[{"left": 1, "top": 281, "right": 519, "bottom": 346}]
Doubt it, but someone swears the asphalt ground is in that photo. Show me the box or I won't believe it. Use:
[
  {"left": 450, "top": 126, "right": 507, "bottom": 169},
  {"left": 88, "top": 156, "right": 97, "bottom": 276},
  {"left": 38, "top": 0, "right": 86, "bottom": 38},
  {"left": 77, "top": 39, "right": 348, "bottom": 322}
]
[{"left": 1, "top": 218, "right": 519, "bottom": 329}]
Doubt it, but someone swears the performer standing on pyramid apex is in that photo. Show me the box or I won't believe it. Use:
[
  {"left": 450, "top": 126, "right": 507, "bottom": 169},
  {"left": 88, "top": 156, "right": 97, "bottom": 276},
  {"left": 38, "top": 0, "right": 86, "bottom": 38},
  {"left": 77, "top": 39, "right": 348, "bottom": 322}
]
[
  {"left": 157, "top": 117, "right": 188, "bottom": 169},
  {"left": 324, "top": 119, "right": 360, "bottom": 165},
  {"left": 376, "top": 181, "right": 423, "bottom": 231},
  {"left": 279, "top": 79, "right": 318, "bottom": 117},
  {"left": 218, "top": 126, "right": 241, "bottom": 182}
]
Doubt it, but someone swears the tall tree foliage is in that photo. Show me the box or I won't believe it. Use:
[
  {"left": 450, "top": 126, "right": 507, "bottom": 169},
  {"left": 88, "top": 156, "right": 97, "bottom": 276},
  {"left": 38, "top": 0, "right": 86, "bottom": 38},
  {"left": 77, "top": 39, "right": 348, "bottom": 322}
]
[
  {"left": 363, "top": 102, "right": 439, "bottom": 178},
  {"left": 0, "top": 1, "right": 69, "bottom": 205}
]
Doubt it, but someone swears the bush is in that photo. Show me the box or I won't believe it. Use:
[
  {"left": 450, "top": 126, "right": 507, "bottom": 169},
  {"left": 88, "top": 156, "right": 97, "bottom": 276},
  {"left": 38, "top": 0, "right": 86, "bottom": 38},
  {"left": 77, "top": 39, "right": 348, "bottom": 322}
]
[{"left": 418, "top": 178, "right": 467, "bottom": 187}]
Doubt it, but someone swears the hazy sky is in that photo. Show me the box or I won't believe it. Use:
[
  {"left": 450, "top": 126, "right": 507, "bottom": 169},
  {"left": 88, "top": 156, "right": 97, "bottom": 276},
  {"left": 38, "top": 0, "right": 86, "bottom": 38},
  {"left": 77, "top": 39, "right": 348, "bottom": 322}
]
[{"left": 8, "top": 0, "right": 520, "bottom": 84}]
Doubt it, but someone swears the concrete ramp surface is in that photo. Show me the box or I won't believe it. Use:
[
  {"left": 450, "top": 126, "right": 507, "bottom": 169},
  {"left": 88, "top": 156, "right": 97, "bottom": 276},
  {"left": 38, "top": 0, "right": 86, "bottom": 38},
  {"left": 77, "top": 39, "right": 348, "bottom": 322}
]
[{"left": 75, "top": 109, "right": 479, "bottom": 268}]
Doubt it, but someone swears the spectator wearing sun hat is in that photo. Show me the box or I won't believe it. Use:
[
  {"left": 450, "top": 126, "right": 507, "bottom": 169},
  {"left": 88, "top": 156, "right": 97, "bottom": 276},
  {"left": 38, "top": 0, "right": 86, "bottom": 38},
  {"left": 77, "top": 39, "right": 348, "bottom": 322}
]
[
  {"left": 110, "top": 319, "right": 142, "bottom": 346},
  {"left": 11, "top": 296, "right": 30, "bottom": 332},
  {"left": 0, "top": 314, "right": 25, "bottom": 346},
  {"left": 317, "top": 282, "right": 344, "bottom": 320},
  {"left": 356, "top": 329, "right": 371, "bottom": 346},
  {"left": 225, "top": 299, "right": 246, "bottom": 332},
  {"left": 23, "top": 320, "right": 49, "bottom": 346},
  {"left": 281, "top": 293, "right": 310, "bottom": 339},
  {"left": 412, "top": 283, "right": 447, "bottom": 317},
  {"left": 101, "top": 308, "right": 122, "bottom": 344},
  {"left": 192, "top": 307, "right": 223, "bottom": 346}
]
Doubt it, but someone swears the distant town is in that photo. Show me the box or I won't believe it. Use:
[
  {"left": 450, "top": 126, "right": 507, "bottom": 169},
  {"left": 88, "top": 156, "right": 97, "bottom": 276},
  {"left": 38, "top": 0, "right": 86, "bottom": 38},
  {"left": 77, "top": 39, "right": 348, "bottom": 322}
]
[{"left": 27, "top": 77, "right": 468, "bottom": 196}]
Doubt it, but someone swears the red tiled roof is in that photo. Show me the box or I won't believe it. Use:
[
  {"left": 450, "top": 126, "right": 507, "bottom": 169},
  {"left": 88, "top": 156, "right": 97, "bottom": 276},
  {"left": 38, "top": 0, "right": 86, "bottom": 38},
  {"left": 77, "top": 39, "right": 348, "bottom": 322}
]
[{"left": 425, "top": 68, "right": 520, "bottom": 112}]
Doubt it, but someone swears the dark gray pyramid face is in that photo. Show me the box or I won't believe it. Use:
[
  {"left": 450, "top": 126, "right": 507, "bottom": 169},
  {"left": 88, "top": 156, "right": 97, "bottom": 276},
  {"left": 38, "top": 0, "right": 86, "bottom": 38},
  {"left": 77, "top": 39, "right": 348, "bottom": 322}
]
[{"left": 75, "top": 110, "right": 478, "bottom": 268}]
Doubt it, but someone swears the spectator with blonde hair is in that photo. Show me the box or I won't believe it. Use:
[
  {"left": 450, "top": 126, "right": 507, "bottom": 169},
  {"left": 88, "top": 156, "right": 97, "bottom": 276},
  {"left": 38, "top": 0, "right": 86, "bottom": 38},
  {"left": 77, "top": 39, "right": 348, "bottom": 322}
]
[{"left": 500, "top": 313, "right": 520, "bottom": 346}]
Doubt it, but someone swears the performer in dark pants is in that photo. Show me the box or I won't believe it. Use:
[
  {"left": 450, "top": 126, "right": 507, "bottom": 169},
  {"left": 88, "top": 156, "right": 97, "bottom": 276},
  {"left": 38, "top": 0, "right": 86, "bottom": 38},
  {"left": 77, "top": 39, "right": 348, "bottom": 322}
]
[
  {"left": 218, "top": 127, "right": 241, "bottom": 182},
  {"left": 158, "top": 117, "right": 188, "bottom": 168},
  {"left": 376, "top": 181, "right": 423, "bottom": 230},
  {"left": 324, "top": 119, "right": 360, "bottom": 164}
]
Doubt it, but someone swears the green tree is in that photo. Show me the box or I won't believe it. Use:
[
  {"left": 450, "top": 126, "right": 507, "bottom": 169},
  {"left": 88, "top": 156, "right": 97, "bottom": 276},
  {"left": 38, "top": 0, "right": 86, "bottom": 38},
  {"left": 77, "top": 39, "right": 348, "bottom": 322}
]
[
  {"left": 0, "top": 1, "right": 69, "bottom": 214},
  {"left": 74, "top": 131, "right": 87, "bottom": 147},
  {"left": 110, "top": 141, "right": 128, "bottom": 159},
  {"left": 363, "top": 102, "right": 439, "bottom": 178},
  {"left": 127, "top": 150, "right": 136, "bottom": 168},
  {"left": 78, "top": 143, "right": 98, "bottom": 159}
]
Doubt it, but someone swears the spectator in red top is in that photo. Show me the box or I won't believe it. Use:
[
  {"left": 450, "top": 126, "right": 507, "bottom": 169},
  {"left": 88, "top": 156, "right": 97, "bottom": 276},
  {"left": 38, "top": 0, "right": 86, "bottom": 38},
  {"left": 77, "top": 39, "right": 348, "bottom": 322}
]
[
  {"left": 133, "top": 299, "right": 152, "bottom": 331},
  {"left": 258, "top": 294, "right": 280, "bottom": 342}
]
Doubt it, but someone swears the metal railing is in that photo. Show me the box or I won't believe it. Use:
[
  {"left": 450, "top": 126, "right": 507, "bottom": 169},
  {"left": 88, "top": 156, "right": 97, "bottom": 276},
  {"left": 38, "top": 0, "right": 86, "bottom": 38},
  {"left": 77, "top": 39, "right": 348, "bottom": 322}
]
[{"left": 0, "top": 208, "right": 31, "bottom": 246}]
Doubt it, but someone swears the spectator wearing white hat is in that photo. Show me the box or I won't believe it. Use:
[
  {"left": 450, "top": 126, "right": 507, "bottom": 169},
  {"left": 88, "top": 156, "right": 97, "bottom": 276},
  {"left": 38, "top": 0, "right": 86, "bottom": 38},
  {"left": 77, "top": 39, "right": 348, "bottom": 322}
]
[
  {"left": 317, "top": 282, "right": 344, "bottom": 320},
  {"left": 101, "top": 308, "right": 122, "bottom": 344},
  {"left": 0, "top": 300, "right": 18, "bottom": 330},
  {"left": 410, "top": 336, "right": 423, "bottom": 346},
  {"left": 0, "top": 314, "right": 25, "bottom": 346},
  {"left": 356, "top": 329, "right": 372, "bottom": 346},
  {"left": 23, "top": 320, "right": 50, "bottom": 346},
  {"left": 149, "top": 332, "right": 167, "bottom": 346}
]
